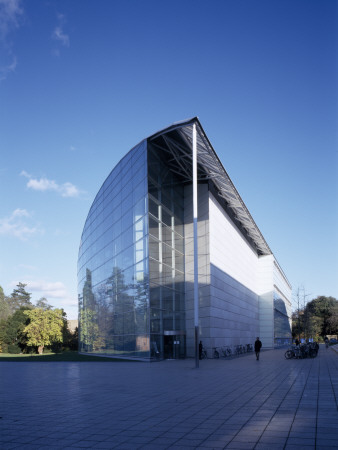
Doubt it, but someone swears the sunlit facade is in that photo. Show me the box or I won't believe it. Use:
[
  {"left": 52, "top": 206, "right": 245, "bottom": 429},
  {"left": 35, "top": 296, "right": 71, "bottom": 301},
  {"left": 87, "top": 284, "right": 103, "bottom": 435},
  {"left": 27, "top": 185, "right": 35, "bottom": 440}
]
[{"left": 78, "top": 118, "right": 292, "bottom": 360}]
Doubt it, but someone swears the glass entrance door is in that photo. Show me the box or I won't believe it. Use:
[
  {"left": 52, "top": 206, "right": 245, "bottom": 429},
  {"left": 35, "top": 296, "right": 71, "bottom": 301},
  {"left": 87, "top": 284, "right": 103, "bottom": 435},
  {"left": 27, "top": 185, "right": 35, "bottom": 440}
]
[{"left": 164, "top": 333, "right": 186, "bottom": 359}]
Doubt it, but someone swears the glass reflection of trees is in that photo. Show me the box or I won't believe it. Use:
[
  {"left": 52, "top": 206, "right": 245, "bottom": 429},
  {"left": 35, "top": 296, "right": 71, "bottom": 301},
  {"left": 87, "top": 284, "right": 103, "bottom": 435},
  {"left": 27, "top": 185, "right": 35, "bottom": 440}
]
[{"left": 79, "top": 267, "right": 149, "bottom": 357}]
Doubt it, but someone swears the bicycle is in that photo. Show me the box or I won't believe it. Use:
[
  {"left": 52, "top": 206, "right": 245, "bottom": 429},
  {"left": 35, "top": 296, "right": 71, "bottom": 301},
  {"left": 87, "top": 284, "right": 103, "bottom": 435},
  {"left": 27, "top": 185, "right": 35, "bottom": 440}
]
[
  {"left": 284, "top": 346, "right": 298, "bottom": 359},
  {"left": 200, "top": 349, "right": 207, "bottom": 359},
  {"left": 220, "top": 346, "right": 232, "bottom": 358},
  {"left": 235, "top": 344, "right": 245, "bottom": 355},
  {"left": 212, "top": 347, "right": 220, "bottom": 359},
  {"left": 246, "top": 343, "right": 253, "bottom": 353}
]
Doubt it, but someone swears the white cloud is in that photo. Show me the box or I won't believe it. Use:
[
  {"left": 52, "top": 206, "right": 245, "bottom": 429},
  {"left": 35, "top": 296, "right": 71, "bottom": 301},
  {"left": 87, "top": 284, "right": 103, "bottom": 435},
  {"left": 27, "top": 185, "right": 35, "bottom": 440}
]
[
  {"left": 17, "top": 264, "right": 38, "bottom": 272},
  {"left": 11, "top": 279, "right": 78, "bottom": 319},
  {"left": 29, "top": 280, "right": 78, "bottom": 319},
  {"left": 52, "top": 13, "right": 69, "bottom": 49},
  {"left": 0, "top": 55, "right": 17, "bottom": 81},
  {"left": 0, "top": 0, "right": 23, "bottom": 40},
  {"left": 21, "top": 171, "right": 83, "bottom": 198},
  {"left": 0, "top": 0, "right": 23, "bottom": 80},
  {"left": 52, "top": 26, "right": 69, "bottom": 47},
  {"left": 12, "top": 207, "right": 30, "bottom": 218},
  {"left": 27, "top": 177, "right": 59, "bottom": 192},
  {"left": 26, "top": 280, "right": 68, "bottom": 298},
  {"left": 0, "top": 209, "right": 42, "bottom": 240},
  {"left": 20, "top": 170, "right": 31, "bottom": 178}
]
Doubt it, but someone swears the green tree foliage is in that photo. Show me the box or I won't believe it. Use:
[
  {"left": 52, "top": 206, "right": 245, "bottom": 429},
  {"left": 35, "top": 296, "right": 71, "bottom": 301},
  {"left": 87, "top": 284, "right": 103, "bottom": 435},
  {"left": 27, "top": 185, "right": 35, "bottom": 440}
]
[
  {"left": 327, "top": 303, "right": 338, "bottom": 332},
  {"left": 0, "top": 283, "right": 78, "bottom": 354},
  {"left": 8, "top": 282, "right": 32, "bottom": 314},
  {"left": 79, "top": 308, "right": 102, "bottom": 351},
  {"left": 63, "top": 326, "right": 78, "bottom": 351},
  {"left": 23, "top": 308, "right": 65, "bottom": 354},
  {"left": 292, "top": 295, "right": 338, "bottom": 340},
  {"left": 0, "top": 285, "right": 11, "bottom": 321},
  {"left": 1, "top": 307, "right": 30, "bottom": 353},
  {"left": 35, "top": 297, "right": 53, "bottom": 310}
]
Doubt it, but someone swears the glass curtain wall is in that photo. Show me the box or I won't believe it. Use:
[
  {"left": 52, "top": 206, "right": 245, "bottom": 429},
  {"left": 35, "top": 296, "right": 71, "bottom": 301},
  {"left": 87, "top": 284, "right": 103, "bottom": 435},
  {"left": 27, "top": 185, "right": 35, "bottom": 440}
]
[
  {"left": 274, "top": 292, "right": 292, "bottom": 347},
  {"left": 78, "top": 141, "right": 149, "bottom": 358},
  {"left": 147, "top": 145, "right": 186, "bottom": 359}
]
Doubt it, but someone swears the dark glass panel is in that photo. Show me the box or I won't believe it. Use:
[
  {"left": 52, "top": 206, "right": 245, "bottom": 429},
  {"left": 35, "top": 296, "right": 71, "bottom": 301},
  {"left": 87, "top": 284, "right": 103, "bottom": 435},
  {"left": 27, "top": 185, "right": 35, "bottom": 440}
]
[
  {"left": 135, "top": 308, "right": 148, "bottom": 334},
  {"left": 149, "top": 216, "right": 159, "bottom": 239},
  {"left": 162, "top": 243, "right": 172, "bottom": 268},
  {"left": 161, "top": 191, "right": 172, "bottom": 211},
  {"left": 163, "top": 263, "right": 173, "bottom": 285},
  {"left": 175, "top": 251, "right": 184, "bottom": 272},
  {"left": 123, "top": 311, "right": 135, "bottom": 335},
  {"left": 163, "top": 288, "right": 174, "bottom": 311},
  {"left": 148, "top": 179, "right": 158, "bottom": 200},
  {"left": 174, "top": 232, "right": 184, "bottom": 253},
  {"left": 149, "top": 197, "right": 159, "bottom": 218},
  {"left": 149, "top": 236, "right": 160, "bottom": 262},
  {"left": 162, "top": 208, "right": 171, "bottom": 227},
  {"left": 150, "top": 285, "right": 161, "bottom": 309},
  {"left": 162, "top": 224, "right": 172, "bottom": 247},
  {"left": 163, "top": 315, "right": 173, "bottom": 330},
  {"left": 149, "top": 258, "right": 161, "bottom": 284},
  {"left": 148, "top": 159, "right": 161, "bottom": 183}
]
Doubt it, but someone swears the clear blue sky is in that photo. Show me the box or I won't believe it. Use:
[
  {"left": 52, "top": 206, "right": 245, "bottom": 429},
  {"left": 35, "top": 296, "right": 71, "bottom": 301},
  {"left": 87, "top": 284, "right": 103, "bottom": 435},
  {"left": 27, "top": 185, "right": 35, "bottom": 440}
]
[{"left": 1, "top": 0, "right": 337, "bottom": 319}]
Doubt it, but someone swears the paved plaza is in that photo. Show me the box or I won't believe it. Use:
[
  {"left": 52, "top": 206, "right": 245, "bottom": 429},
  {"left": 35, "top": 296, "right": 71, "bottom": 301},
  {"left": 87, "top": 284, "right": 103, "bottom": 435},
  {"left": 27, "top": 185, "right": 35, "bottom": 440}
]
[{"left": 0, "top": 345, "right": 337, "bottom": 450}]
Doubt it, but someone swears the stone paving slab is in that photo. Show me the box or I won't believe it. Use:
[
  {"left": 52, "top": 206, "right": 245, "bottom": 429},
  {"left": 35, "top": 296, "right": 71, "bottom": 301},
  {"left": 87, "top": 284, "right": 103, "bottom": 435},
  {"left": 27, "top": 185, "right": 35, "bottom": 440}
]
[{"left": 0, "top": 345, "right": 337, "bottom": 449}]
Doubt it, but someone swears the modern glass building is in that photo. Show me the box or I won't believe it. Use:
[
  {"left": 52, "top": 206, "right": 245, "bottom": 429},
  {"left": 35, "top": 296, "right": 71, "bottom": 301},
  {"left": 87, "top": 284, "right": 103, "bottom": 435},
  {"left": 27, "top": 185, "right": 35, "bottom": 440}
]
[{"left": 78, "top": 118, "right": 292, "bottom": 360}]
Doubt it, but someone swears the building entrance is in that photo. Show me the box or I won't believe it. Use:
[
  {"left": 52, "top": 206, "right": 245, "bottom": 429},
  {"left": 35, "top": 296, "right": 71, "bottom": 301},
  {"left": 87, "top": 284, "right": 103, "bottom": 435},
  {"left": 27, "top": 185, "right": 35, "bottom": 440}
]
[{"left": 163, "top": 331, "right": 186, "bottom": 359}]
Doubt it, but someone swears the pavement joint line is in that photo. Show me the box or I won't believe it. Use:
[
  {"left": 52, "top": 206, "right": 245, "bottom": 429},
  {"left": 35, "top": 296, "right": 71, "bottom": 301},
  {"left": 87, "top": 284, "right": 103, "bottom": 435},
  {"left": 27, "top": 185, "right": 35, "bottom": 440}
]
[{"left": 0, "top": 345, "right": 337, "bottom": 449}]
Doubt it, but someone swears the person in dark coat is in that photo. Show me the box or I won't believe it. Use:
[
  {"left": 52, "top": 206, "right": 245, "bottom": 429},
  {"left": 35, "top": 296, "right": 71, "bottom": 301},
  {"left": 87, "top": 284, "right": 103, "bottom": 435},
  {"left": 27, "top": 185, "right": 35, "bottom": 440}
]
[
  {"left": 199, "top": 341, "right": 203, "bottom": 360},
  {"left": 254, "top": 337, "right": 262, "bottom": 360}
]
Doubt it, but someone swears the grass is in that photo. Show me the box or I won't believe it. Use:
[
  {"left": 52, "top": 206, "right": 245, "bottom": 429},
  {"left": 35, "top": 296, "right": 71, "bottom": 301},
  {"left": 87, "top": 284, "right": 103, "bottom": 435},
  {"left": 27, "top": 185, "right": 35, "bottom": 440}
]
[{"left": 0, "top": 351, "right": 135, "bottom": 362}]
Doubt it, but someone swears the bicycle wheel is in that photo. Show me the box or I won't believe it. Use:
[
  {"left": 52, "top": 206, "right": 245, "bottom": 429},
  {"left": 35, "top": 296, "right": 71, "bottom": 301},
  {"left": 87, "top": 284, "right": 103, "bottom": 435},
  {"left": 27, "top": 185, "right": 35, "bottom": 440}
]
[
  {"left": 285, "top": 350, "right": 293, "bottom": 359},
  {"left": 309, "top": 349, "right": 317, "bottom": 358},
  {"left": 214, "top": 350, "right": 219, "bottom": 359}
]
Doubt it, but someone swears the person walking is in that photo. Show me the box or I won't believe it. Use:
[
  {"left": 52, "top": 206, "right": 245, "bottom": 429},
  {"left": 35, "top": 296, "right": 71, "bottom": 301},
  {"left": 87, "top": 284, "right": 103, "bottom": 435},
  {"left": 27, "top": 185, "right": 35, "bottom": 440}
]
[
  {"left": 199, "top": 341, "right": 203, "bottom": 360},
  {"left": 254, "top": 337, "right": 262, "bottom": 360}
]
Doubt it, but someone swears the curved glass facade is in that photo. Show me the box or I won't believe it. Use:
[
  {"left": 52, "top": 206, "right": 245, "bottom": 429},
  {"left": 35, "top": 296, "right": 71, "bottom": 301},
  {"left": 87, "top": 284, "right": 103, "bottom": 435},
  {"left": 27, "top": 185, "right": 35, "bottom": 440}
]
[
  {"left": 78, "top": 141, "right": 150, "bottom": 358},
  {"left": 78, "top": 118, "right": 291, "bottom": 359},
  {"left": 78, "top": 140, "right": 186, "bottom": 359}
]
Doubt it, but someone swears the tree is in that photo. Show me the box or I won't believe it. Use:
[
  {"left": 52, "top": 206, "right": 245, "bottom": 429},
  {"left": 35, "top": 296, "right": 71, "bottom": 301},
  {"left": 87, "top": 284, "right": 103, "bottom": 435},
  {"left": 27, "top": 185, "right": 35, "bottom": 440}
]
[
  {"left": 23, "top": 308, "right": 65, "bottom": 354},
  {"left": 306, "top": 296, "right": 337, "bottom": 337},
  {"left": 327, "top": 303, "right": 338, "bottom": 333},
  {"left": 2, "top": 307, "right": 30, "bottom": 353},
  {"left": 0, "top": 285, "right": 11, "bottom": 321},
  {"left": 63, "top": 326, "right": 78, "bottom": 351},
  {"left": 8, "top": 282, "right": 32, "bottom": 313},
  {"left": 35, "top": 297, "right": 53, "bottom": 310},
  {"left": 292, "top": 295, "right": 338, "bottom": 341}
]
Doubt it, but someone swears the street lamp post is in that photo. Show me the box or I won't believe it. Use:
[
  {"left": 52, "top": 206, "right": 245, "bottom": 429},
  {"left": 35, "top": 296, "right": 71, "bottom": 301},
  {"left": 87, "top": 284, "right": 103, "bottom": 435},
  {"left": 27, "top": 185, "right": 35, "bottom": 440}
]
[{"left": 192, "top": 123, "right": 199, "bottom": 368}]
